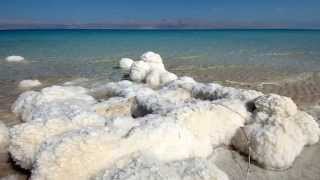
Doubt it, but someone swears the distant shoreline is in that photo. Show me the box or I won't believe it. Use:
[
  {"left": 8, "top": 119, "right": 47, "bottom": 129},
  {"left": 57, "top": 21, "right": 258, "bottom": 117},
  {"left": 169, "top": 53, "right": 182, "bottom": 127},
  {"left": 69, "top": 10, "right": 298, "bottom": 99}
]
[{"left": 0, "top": 28, "right": 320, "bottom": 31}]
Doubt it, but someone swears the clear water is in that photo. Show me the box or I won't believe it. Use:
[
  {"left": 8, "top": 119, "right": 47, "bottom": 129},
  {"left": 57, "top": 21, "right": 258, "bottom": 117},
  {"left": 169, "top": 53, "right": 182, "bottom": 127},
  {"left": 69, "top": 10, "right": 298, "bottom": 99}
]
[{"left": 1, "top": 29, "right": 320, "bottom": 80}]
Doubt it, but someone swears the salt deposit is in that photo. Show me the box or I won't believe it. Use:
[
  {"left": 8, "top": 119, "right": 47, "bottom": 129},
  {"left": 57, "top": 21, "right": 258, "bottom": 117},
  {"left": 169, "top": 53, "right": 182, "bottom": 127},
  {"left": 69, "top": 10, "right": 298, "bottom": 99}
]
[
  {"left": 232, "top": 94, "right": 320, "bottom": 170},
  {"left": 5, "top": 52, "right": 319, "bottom": 179},
  {"left": 95, "top": 155, "right": 229, "bottom": 180},
  {"left": 119, "top": 58, "right": 134, "bottom": 72},
  {"left": 18, "top": 80, "right": 42, "bottom": 89},
  {"left": 0, "top": 121, "right": 9, "bottom": 153},
  {"left": 5, "top": 55, "right": 25, "bottom": 62}
]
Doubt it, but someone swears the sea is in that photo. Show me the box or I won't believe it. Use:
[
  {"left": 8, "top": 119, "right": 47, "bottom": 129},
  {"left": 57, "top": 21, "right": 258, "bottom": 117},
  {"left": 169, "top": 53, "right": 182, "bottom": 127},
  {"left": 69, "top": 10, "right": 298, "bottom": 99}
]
[{"left": 1, "top": 29, "right": 320, "bottom": 81}]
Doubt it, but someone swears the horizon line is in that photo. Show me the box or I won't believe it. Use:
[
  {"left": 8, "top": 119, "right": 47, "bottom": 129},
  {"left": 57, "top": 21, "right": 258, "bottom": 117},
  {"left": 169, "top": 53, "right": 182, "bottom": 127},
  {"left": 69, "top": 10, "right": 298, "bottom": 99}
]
[{"left": 1, "top": 27, "right": 320, "bottom": 31}]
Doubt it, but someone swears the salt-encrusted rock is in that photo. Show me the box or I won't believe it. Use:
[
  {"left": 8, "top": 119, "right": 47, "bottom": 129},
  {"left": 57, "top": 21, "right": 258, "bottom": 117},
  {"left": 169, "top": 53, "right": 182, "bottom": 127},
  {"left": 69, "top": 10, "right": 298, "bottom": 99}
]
[
  {"left": 105, "top": 116, "right": 139, "bottom": 137},
  {"left": 141, "top": 51, "right": 163, "bottom": 64},
  {"left": 0, "top": 174, "right": 21, "bottom": 180},
  {"left": 31, "top": 127, "right": 128, "bottom": 180},
  {"left": 9, "top": 53, "right": 320, "bottom": 179},
  {"left": 192, "top": 83, "right": 223, "bottom": 100},
  {"left": 159, "top": 71, "right": 178, "bottom": 85},
  {"left": 90, "top": 80, "right": 146, "bottom": 98},
  {"left": 145, "top": 70, "right": 161, "bottom": 87},
  {"left": 130, "top": 61, "right": 151, "bottom": 82},
  {"left": 192, "top": 83, "right": 263, "bottom": 102},
  {"left": 18, "top": 80, "right": 42, "bottom": 89},
  {"left": 145, "top": 70, "right": 178, "bottom": 88},
  {"left": 232, "top": 94, "right": 320, "bottom": 170},
  {"left": 31, "top": 100, "right": 246, "bottom": 180},
  {"left": 254, "top": 94, "right": 298, "bottom": 118},
  {"left": 95, "top": 155, "right": 229, "bottom": 180},
  {"left": 93, "top": 97, "right": 135, "bottom": 118},
  {"left": 22, "top": 100, "right": 94, "bottom": 122},
  {"left": 12, "top": 86, "right": 96, "bottom": 122},
  {"left": 0, "top": 121, "right": 9, "bottom": 153},
  {"left": 119, "top": 58, "right": 134, "bottom": 72},
  {"left": 134, "top": 87, "right": 186, "bottom": 115},
  {"left": 5, "top": 55, "right": 25, "bottom": 62},
  {"left": 123, "top": 52, "right": 176, "bottom": 86},
  {"left": 163, "top": 76, "right": 198, "bottom": 92},
  {"left": 9, "top": 111, "right": 105, "bottom": 169}
]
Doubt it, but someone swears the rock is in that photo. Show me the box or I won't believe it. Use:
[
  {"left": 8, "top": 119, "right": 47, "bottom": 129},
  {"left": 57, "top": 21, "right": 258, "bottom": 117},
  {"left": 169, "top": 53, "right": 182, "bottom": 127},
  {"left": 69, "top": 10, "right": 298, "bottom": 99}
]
[
  {"left": 0, "top": 121, "right": 9, "bottom": 153},
  {"left": 130, "top": 61, "right": 150, "bottom": 82},
  {"left": 232, "top": 94, "right": 320, "bottom": 170},
  {"left": 145, "top": 70, "right": 161, "bottom": 87},
  {"left": 18, "top": 80, "right": 42, "bottom": 89},
  {"left": 5, "top": 55, "right": 25, "bottom": 62},
  {"left": 93, "top": 97, "right": 135, "bottom": 118},
  {"left": 159, "top": 71, "right": 178, "bottom": 85},
  {"left": 9, "top": 111, "right": 105, "bottom": 169},
  {"left": 95, "top": 155, "right": 229, "bottom": 180},
  {"left": 141, "top": 51, "right": 163, "bottom": 64},
  {"left": 11, "top": 86, "right": 96, "bottom": 122},
  {"left": 119, "top": 58, "right": 134, "bottom": 72}
]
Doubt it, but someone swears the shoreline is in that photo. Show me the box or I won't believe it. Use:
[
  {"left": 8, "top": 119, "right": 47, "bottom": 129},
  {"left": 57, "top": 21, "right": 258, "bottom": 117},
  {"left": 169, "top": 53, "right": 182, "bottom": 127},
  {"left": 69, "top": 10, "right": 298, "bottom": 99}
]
[{"left": 1, "top": 66, "right": 320, "bottom": 179}]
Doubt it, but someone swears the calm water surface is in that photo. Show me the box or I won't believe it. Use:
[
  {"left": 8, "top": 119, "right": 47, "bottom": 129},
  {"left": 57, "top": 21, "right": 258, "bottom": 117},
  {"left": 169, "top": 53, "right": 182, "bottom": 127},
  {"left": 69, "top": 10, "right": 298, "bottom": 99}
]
[{"left": 0, "top": 29, "right": 320, "bottom": 80}]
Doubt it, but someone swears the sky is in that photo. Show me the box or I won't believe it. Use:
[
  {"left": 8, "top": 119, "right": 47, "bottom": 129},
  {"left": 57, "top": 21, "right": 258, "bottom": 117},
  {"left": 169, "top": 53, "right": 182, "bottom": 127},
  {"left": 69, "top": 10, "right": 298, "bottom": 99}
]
[{"left": 0, "top": 0, "right": 319, "bottom": 28}]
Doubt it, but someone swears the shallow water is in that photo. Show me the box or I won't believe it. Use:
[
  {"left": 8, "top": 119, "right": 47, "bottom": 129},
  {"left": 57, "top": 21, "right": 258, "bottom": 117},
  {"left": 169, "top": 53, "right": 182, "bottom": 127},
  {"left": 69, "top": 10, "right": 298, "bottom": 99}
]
[{"left": 1, "top": 29, "right": 320, "bottom": 81}]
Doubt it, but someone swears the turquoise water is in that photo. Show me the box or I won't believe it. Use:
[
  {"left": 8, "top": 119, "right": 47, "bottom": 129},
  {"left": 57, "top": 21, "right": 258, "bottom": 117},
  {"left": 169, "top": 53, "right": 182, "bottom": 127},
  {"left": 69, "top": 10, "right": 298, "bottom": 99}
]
[{"left": 1, "top": 29, "right": 320, "bottom": 80}]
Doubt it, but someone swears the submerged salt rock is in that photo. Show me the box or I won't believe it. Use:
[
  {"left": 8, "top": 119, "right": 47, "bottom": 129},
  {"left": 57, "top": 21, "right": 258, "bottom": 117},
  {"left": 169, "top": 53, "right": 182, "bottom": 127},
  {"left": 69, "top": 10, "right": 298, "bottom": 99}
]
[
  {"left": 9, "top": 112, "right": 105, "bottom": 169},
  {"left": 0, "top": 121, "right": 9, "bottom": 153},
  {"left": 232, "top": 94, "right": 320, "bottom": 170},
  {"left": 95, "top": 155, "right": 229, "bottom": 180},
  {"left": 119, "top": 58, "right": 134, "bottom": 72},
  {"left": 130, "top": 61, "right": 150, "bottom": 82},
  {"left": 18, "top": 79, "right": 42, "bottom": 89},
  {"left": 5, "top": 55, "right": 25, "bottom": 62}
]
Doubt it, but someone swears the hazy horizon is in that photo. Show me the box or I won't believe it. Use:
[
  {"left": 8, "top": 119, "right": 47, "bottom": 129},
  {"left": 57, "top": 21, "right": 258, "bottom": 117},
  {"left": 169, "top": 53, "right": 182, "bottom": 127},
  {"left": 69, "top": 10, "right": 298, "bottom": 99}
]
[{"left": 1, "top": 0, "right": 320, "bottom": 29}]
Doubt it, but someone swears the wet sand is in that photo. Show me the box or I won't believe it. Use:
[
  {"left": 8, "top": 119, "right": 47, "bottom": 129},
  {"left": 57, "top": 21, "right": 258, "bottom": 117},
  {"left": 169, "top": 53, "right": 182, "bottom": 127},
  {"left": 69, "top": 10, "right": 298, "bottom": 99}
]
[{"left": 1, "top": 67, "right": 320, "bottom": 179}]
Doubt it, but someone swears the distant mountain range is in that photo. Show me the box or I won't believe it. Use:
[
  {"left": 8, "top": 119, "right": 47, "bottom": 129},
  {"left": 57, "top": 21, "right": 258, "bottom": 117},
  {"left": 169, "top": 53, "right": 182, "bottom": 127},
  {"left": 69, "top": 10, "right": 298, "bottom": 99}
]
[{"left": 0, "top": 20, "right": 319, "bottom": 30}]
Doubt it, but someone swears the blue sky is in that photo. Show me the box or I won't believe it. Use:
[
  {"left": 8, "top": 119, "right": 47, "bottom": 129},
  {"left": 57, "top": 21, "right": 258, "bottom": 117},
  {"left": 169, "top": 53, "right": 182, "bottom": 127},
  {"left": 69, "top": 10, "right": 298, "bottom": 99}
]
[{"left": 0, "top": 0, "right": 319, "bottom": 27}]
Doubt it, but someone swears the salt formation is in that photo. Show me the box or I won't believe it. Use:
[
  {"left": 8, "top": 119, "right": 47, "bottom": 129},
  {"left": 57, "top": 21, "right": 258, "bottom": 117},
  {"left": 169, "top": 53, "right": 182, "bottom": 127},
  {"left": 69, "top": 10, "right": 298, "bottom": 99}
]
[
  {"left": 93, "top": 97, "right": 135, "bottom": 118},
  {"left": 12, "top": 85, "right": 96, "bottom": 122},
  {"left": 0, "top": 121, "right": 9, "bottom": 152},
  {"left": 119, "top": 58, "right": 134, "bottom": 72},
  {"left": 119, "top": 51, "right": 177, "bottom": 87},
  {"left": 95, "top": 155, "right": 228, "bottom": 180},
  {"left": 5, "top": 55, "right": 25, "bottom": 62},
  {"left": 232, "top": 94, "right": 320, "bottom": 170},
  {"left": 18, "top": 79, "right": 42, "bottom": 89},
  {"left": 0, "top": 174, "right": 21, "bottom": 180},
  {"left": 6, "top": 52, "right": 320, "bottom": 180},
  {"left": 9, "top": 113, "right": 105, "bottom": 169}
]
